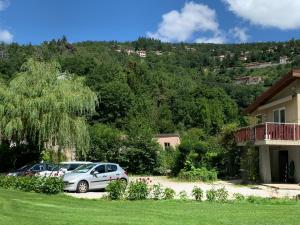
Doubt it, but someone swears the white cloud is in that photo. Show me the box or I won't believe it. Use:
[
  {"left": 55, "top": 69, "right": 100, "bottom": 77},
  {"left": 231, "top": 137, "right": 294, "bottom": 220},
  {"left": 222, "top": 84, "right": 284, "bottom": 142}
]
[
  {"left": 147, "top": 2, "right": 222, "bottom": 43},
  {"left": 195, "top": 34, "right": 226, "bottom": 44},
  {"left": 0, "top": 29, "right": 12, "bottom": 43},
  {"left": 224, "top": 0, "right": 300, "bottom": 30},
  {"left": 0, "top": 0, "right": 12, "bottom": 43},
  {"left": 230, "top": 27, "right": 249, "bottom": 42},
  {"left": 0, "top": 0, "right": 9, "bottom": 11}
]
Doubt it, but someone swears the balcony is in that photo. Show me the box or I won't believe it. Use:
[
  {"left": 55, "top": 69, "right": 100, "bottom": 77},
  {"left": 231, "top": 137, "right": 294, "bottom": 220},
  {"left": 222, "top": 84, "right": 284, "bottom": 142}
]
[{"left": 235, "top": 122, "right": 300, "bottom": 146}]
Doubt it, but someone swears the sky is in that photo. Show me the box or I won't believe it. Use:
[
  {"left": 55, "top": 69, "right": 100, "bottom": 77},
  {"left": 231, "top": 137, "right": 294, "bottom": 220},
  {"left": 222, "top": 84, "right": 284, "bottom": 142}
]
[{"left": 1, "top": 0, "right": 300, "bottom": 44}]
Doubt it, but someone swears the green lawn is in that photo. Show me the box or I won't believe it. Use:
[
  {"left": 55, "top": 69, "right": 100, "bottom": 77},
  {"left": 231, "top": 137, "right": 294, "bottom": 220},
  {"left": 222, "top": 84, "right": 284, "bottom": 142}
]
[{"left": 0, "top": 189, "right": 300, "bottom": 225}]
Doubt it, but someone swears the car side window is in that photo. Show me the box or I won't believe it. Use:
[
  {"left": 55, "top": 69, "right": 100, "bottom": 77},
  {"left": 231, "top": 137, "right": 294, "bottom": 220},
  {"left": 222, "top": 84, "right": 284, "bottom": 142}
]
[
  {"left": 107, "top": 164, "right": 117, "bottom": 172},
  {"left": 47, "top": 165, "right": 53, "bottom": 170},
  {"left": 95, "top": 165, "right": 106, "bottom": 174},
  {"left": 69, "top": 164, "right": 80, "bottom": 171},
  {"left": 32, "top": 164, "right": 42, "bottom": 171}
]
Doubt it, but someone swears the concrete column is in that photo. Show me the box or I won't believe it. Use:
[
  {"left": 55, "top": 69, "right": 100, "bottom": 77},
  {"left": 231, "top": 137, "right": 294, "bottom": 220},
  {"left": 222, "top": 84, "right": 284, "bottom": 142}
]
[{"left": 259, "top": 145, "right": 272, "bottom": 183}]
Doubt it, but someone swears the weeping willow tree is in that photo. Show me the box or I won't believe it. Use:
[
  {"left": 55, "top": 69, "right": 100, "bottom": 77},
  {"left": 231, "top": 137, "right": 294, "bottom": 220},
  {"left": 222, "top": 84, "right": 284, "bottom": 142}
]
[{"left": 0, "top": 59, "right": 97, "bottom": 157}]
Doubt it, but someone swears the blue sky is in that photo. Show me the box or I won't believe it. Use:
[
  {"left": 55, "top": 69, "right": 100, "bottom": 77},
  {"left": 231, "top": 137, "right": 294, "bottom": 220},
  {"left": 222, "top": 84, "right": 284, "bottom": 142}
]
[{"left": 1, "top": 0, "right": 300, "bottom": 44}]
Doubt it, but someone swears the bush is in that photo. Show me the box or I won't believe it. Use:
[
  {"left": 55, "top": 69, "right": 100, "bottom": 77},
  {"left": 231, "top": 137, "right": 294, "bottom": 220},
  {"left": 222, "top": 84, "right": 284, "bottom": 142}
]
[
  {"left": 151, "top": 184, "right": 163, "bottom": 200},
  {"left": 206, "top": 187, "right": 229, "bottom": 202},
  {"left": 247, "top": 195, "right": 265, "bottom": 204},
  {"left": 178, "top": 190, "right": 188, "bottom": 200},
  {"left": 215, "top": 187, "right": 228, "bottom": 203},
  {"left": 233, "top": 193, "right": 245, "bottom": 201},
  {"left": 178, "top": 168, "right": 217, "bottom": 182},
  {"left": 127, "top": 179, "right": 149, "bottom": 200},
  {"left": 0, "top": 175, "right": 17, "bottom": 189},
  {"left": 192, "top": 186, "right": 203, "bottom": 201},
  {"left": 0, "top": 175, "right": 64, "bottom": 194},
  {"left": 155, "top": 148, "right": 179, "bottom": 175},
  {"left": 163, "top": 187, "right": 176, "bottom": 200},
  {"left": 206, "top": 189, "right": 217, "bottom": 202},
  {"left": 106, "top": 180, "right": 127, "bottom": 200}
]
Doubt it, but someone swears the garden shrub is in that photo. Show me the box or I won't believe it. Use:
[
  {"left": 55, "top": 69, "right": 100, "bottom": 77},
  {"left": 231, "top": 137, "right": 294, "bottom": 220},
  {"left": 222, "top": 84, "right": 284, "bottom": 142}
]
[
  {"left": 178, "top": 190, "right": 188, "bottom": 200},
  {"left": 178, "top": 167, "right": 217, "bottom": 182},
  {"left": 192, "top": 186, "right": 203, "bottom": 201},
  {"left": 241, "top": 144, "right": 259, "bottom": 183},
  {"left": 247, "top": 195, "right": 265, "bottom": 204},
  {"left": 206, "top": 189, "right": 217, "bottom": 201},
  {"left": 127, "top": 179, "right": 149, "bottom": 200},
  {"left": 0, "top": 175, "right": 63, "bottom": 194},
  {"left": 151, "top": 184, "right": 163, "bottom": 200},
  {"left": 215, "top": 187, "right": 228, "bottom": 203},
  {"left": 233, "top": 193, "right": 245, "bottom": 201},
  {"left": 15, "top": 176, "right": 37, "bottom": 192},
  {"left": 155, "top": 148, "right": 179, "bottom": 175},
  {"left": 163, "top": 187, "right": 176, "bottom": 200},
  {"left": 0, "top": 175, "right": 17, "bottom": 189},
  {"left": 206, "top": 187, "right": 228, "bottom": 202},
  {"left": 40, "top": 177, "right": 64, "bottom": 194},
  {"left": 106, "top": 180, "right": 127, "bottom": 200}
]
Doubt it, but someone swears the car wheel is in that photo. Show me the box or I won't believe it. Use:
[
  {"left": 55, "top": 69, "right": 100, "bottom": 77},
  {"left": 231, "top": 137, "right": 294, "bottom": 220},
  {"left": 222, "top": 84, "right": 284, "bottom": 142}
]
[
  {"left": 120, "top": 178, "right": 128, "bottom": 186},
  {"left": 77, "top": 181, "right": 89, "bottom": 193}
]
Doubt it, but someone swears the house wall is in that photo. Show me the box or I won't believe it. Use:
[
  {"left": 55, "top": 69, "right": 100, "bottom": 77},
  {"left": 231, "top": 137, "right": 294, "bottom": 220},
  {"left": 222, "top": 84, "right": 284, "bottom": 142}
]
[
  {"left": 269, "top": 146, "right": 300, "bottom": 183},
  {"left": 253, "top": 80, "right": 300, "bottom": 123},
  {"left": 155, "top": 136, "right": 181, "bottom": 150}
]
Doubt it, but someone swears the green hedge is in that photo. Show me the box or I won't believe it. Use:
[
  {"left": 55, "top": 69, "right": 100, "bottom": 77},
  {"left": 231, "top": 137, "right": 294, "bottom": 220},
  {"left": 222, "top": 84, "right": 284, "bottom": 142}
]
[
  {"left": 0, "top": 175, "right": 64, "bottom": 194},
  {"left": 178, "top": 168, "right": 217, "bottom": 182}
]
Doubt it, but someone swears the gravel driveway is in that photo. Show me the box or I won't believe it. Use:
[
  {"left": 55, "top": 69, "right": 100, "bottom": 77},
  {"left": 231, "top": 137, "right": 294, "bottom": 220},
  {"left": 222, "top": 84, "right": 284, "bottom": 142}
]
[{"left": 66, "top": 176, "right": 300, "bottom": 199}]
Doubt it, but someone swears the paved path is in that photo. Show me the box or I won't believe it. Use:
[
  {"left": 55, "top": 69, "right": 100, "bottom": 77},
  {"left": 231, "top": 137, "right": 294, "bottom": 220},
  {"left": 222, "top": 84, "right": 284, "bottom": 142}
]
[{"left": 66, "top": 176, "right": 300, "bottom": 199}]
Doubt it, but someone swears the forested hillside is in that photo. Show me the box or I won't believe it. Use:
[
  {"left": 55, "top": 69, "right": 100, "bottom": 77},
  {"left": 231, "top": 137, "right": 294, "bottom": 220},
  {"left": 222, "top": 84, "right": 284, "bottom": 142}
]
[{"left": 0, "top": 37, "right": 299, "bottom": 177}]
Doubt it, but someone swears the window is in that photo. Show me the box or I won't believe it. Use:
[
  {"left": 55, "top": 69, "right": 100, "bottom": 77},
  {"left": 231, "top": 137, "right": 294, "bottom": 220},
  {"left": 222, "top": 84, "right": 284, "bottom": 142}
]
[
  {"left": 95, "top": 165, "right": 106, "bottom": 174},
  {"left": 107, "top": 164, "right": 117, "bottom": 172},
  {"left": 164, "top": 142, "right": 171, "bottom": 149},
  {"left": 68, "top": 164, "right": 81, "bottom": 171},
  {"left": 273, "top": 108, "right": 285, "bottom": 123},
  {"left": 31, "top": 164, "right": 44, "bottom": 171}
]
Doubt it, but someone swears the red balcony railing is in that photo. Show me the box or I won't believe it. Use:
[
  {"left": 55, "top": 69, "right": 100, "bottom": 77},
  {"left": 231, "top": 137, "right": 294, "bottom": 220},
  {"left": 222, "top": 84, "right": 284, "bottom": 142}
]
[{"left": 235, "top": 122, "right": 300, "bottom": 144}]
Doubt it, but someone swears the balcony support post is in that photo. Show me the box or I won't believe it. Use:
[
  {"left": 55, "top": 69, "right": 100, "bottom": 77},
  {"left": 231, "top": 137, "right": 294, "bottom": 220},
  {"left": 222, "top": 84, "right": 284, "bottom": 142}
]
[
  {"left": 294, "top": 123, "right": 296, "bottom": 140},
  {"left": 264, "top": 123, "right": 268, "bottom": 140},
  {"left": 259, "top": 145, "right": 271, "bottom": 183}
]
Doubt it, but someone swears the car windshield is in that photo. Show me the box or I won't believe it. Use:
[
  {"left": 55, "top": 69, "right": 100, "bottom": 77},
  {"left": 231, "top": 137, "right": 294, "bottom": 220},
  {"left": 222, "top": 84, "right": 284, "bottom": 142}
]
[
  {"left": 51, "top": 165, "right": 61, "bottom": 171},
  {"left": 73, "top": 163, "right": 96, "bottom": 173},
  {"left": 16, "top": 164, "right": 32, "bottom": 172},
  {"left": 60, "top": 164, "right": 71, "bottom": 170}
]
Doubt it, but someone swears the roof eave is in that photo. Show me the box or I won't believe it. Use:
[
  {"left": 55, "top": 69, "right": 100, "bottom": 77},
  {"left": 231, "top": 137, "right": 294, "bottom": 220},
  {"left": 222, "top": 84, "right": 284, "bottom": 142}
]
[{"left": 245, "top": 69, "right": 300, "bottom": 114}]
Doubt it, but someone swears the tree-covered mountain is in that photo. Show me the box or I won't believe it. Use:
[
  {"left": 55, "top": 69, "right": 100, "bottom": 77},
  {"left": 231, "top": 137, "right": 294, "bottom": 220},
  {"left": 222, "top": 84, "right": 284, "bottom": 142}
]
[{"left": 0, "top": 37, "right": 298, "bottom": 175}]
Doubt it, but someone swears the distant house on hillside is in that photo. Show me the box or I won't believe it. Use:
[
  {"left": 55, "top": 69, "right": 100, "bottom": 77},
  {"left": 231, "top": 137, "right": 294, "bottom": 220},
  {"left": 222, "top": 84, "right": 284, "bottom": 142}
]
[
  {"left": 235, "top": 69, "right": 300, "bottom": 183},
  {"left": 136, "top": 50, "right": 147, "bottom": 58},
  {"left": 280, "top": 56, "right": 288, "bottom": 64},
  {"left": 235, "top": 76, "right": 263, "bottom": 85},
  {"left": 126, "top": 49, "right": 135, "bottom": 55},
  {"left": 154, "top": 134, "right": 181, "bottom": 150},
  {"left": 239, "top": 56, "right": 248, "bottom": 61},
  {"left": 218, "top": 55, "right": 225, "bottom": 61}
]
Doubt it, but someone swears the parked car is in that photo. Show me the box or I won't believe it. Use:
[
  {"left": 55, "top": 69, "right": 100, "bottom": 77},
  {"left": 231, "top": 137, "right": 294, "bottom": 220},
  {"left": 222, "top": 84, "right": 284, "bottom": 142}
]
[
  {"left": 7, "top": 163, "right": 54, "bottom": 176},
  {"left": 63, "top": 163, "right": 128, "bottom": 193},
  {"left": 37, "top": 161, "right": 92, "bottom": 177}
]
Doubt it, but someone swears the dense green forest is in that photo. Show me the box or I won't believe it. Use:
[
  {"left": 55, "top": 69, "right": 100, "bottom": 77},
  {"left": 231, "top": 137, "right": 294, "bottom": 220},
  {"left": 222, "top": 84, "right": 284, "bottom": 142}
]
[{"left": 0, "top": 37, "right": 299, "bottom": 179}]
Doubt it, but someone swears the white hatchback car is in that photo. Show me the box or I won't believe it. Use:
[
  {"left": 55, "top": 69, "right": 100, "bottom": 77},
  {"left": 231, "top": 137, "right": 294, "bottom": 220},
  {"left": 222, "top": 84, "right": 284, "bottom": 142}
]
[{"left": 63, "top": 163, "right": 128, "bottom": 193}]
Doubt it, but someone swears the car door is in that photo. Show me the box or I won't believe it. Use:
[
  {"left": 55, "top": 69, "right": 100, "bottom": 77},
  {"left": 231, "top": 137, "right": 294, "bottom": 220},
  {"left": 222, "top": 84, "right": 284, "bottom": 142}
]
[
  {"left": 89, "top": 165, "right": 107, "bottom": 190},
  {"left": 106, "top": 164, "right": 119, "bottom": 183}
]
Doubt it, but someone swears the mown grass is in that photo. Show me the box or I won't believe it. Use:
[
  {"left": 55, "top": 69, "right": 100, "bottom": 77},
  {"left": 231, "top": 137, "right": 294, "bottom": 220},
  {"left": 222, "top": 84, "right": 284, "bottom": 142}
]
[{"left": 0, "top": 188, "right": 300, "bottom": 225}]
